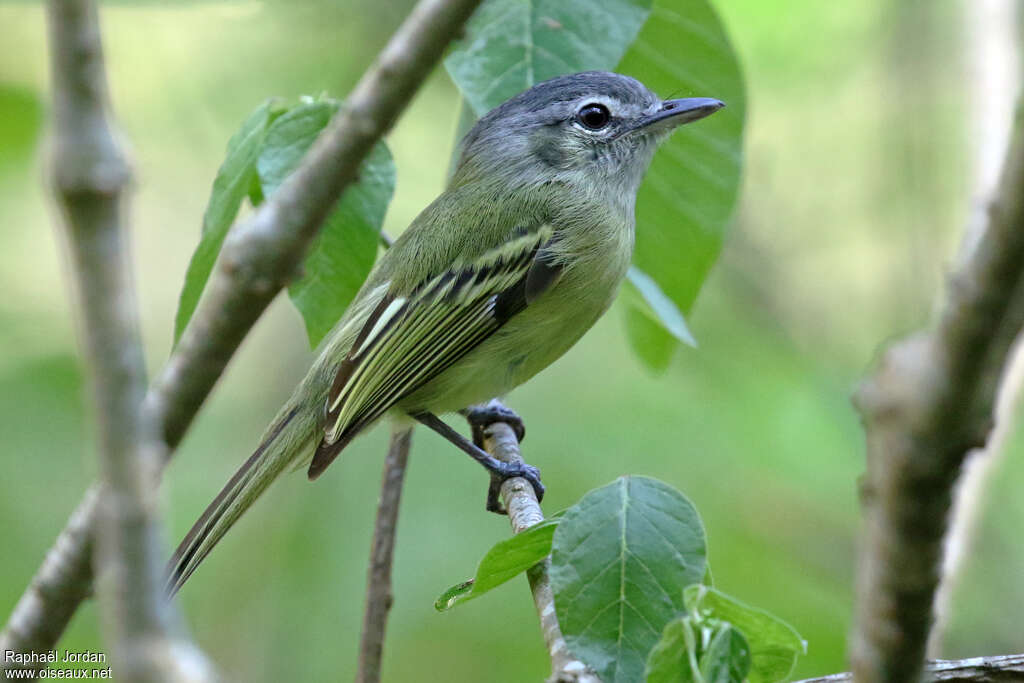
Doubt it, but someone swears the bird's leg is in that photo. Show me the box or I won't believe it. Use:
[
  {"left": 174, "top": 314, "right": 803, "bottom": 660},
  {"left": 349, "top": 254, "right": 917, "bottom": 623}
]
[
  {"left": 460, "top": 400, "right": 529, "bottom": 513},
  {"left": 412, "top": 410, "right": 543, "bottom": 514},
  {"left": 460, "top": 399, "right": 526, "bottom": 449}
]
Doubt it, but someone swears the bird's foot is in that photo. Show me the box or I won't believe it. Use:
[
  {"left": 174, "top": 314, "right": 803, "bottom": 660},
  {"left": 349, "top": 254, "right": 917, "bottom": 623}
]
[
  {"left": 413, "top": 407, "right": 540, "bottom": 515},
  {"left": 486, "top": 462, "right": 545, "bottom": 514},
  {"left": 462, "top": 400, "right": 526, "bottom": 448}
]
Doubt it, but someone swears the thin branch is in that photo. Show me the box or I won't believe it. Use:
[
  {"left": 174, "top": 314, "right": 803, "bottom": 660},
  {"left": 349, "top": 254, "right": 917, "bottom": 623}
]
[
  {"left": 477, "top": 402, "right": 600, "bottom": 683},
  {"left": 928, "top": 0, "right": 1021, "bottom": 656},
  {"left": 796, "top": 653, "right": 1024, "bottom": 683},
  {"left": 2, "top": 0, "right": 483, "bottom": 661},
  {"left": 851, "top": 103, "right": 1024, "bottom": 682},
  {"left": 36, "top": 0, "right": 213, "bottom": 680},
  {"left": 355, "top": 427, "right": 412, "bottom": 683}
]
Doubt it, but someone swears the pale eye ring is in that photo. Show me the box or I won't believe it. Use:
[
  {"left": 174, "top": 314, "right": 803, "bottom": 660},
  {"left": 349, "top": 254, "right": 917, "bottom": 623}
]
[{"left": 576, "top": 102, "right": 611, "bottom": 130}]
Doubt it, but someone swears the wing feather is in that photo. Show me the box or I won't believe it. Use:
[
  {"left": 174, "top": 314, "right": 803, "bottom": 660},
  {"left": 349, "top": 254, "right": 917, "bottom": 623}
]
[{"left": 308, "top": 225, "right": 561, "bottom": 479}]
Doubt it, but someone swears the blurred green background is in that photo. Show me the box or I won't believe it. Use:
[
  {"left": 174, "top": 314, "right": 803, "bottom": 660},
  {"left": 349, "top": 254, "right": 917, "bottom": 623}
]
[{"left": 2, "top": 0, "right": 1022, "bottom": 680}]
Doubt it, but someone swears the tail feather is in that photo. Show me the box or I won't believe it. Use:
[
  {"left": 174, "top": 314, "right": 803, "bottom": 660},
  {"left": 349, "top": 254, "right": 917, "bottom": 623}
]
[
  {"left": 167, "top": 403, "right": 308, "bottom": 595},
  {"left": 307, "top": 424, "right": 363, "bottom": 480}
]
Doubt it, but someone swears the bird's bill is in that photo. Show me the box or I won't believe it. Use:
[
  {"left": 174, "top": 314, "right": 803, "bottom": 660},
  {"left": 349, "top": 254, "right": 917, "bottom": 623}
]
[{"left": 631, "top": 97, "right": 725, "bottom": 135}]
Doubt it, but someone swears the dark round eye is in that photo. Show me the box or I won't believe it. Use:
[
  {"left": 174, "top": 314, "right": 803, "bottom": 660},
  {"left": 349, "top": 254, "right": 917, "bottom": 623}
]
[{"left": 576, "top": 103, "right": 611, "bottom": 130}]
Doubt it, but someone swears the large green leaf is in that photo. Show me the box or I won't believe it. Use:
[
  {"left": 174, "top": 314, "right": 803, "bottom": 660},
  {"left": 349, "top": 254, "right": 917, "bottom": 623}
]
[
  {"left": 683, "top": 586, "right": 805, "bottom": 683},
  {"left": 645, "top": 616, "right": 751, "bottom": 683},
  {"left": 174, "top": 97, "right": 394, "bottom": 349},
  {"left": 256, "top": 100, "right": 394, "bottom": 346},
  {"left": 445, "top": 0, "right": 653, "bottom": 116},
  {"left": 173, "top": 100, "right": 282, "bottom": 344},
  {"left": 434, "top": 519, "right": 557, "bottom": 611},
  {"left": 618, "top": 0, "right": 746, "bottom": 367},
  {"left": 550, "top": 477, "right": 707, "bottom": 683}
]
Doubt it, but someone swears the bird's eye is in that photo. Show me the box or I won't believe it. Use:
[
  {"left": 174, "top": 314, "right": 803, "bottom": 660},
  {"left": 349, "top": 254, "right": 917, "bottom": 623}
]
[{"left": 576, "top": 103, "right": 611, "bottom": 130}]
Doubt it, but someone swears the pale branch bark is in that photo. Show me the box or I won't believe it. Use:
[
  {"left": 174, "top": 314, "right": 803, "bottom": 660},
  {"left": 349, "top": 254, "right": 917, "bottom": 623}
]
[
  {"left": 850, "top": 104, "right": 1024, "bottom": 682},
  {"left": 2, "top": 0, "right": 483, "bottom": 662},
  {"left": 33, "top": 1, "right": 213, "bottom": 680},
  {"left": 929, "top": 0, "right": 1021, "bottom": 656},
  {"left": 476, "top": 402, "right": 600, "bottom": 683},
  {"left": 355, "top": 427, "right": 412, "bottom": 683},
  {"left": 797, "top": 653, "right": 1024, "bottom": 683}
]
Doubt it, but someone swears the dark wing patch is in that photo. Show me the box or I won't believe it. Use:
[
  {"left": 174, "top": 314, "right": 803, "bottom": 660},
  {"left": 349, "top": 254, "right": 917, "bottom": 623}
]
[
  {"left": 309, "top": 226, "right": 560, "bottom": 479},
  {"left": 494, "top": 245, "right": 563, "bottom": 322}
]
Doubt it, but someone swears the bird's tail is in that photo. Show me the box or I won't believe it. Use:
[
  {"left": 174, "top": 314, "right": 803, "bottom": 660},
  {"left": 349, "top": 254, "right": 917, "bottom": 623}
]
[{"left": 166, "top": 395, "right": 320, "bottom": 595}]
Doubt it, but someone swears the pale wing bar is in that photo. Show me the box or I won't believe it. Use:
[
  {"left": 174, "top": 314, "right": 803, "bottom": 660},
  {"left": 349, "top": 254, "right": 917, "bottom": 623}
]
[
  {"left": 308, "top": 227, "right": 556, "bottom": 478},
  {"left": 329, "top": 234, "right": 542, "bottom": 432}
]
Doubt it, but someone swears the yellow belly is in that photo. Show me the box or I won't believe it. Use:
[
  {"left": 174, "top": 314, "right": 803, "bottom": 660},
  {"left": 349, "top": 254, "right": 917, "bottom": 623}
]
[{"left": 398, "top": 253, "right": 628, "bottom": 414}]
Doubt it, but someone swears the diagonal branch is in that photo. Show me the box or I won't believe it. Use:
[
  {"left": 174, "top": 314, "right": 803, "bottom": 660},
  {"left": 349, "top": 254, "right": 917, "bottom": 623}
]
[
  {"left": 850, "top": 103, "right": 1024, "bottom": 682},
  {"left": 1, "top": 0, "right": 483, "bottom": 663},
  {"left": 36, "top": 0, "right": 213, "bottom": 679},
  {"left": 476, "top": 401, "right": 601, "bottom": 683}
]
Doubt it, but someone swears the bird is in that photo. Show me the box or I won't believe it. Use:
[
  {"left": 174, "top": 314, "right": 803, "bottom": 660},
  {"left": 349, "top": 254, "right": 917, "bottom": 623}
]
[{"left": 167, "top": 71, "right": 724, "bottom": 594}]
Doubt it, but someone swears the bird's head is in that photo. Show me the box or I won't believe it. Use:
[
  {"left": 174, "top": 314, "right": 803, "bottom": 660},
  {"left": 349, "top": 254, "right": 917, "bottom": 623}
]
[{"left": 451, "top": 71, "right": 724, "bottom": 199}]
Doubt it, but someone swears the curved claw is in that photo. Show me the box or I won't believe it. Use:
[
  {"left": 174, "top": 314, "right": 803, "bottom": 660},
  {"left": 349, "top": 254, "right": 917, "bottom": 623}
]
[
  {"left": 464, "top": 402, "right": 526, "bottom": 446},
  {"left": 485, "top": 462, "right": 544, "bottom": 513},
  {"left": 517, "top": 464, "right": 545, "bottom": 501}
]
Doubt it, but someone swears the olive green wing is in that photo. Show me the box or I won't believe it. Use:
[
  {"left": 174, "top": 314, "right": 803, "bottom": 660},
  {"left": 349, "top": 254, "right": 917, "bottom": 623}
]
[{"left": 308, "top": 225, "right": 561, "bottom": 479}]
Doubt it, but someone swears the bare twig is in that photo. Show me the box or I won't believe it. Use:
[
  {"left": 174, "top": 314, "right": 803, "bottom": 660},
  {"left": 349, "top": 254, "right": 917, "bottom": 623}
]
[
  {"left": 851, "top": 104, "right": 1024, "bottom": 682},
  {"left": 929, "top": 0, "right": 1021, "bottom": 656},
  {"left": 2, "top": 0, "right": 483, "bottom": 661},
  {"left": 33, "top": 1, "right": 214, "bottom": 680},
  {"left": 355, "top": 427, "right": 412, "bottom": 683},
  {"left": 476, "top": 401, "right": 600, "bottom": 683},
  {"left": 797, "top": 653, "right": 1024, "bottom": 683}
]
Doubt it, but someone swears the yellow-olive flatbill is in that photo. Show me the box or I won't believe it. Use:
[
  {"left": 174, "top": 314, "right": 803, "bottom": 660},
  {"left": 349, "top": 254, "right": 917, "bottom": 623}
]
[{"left": 168, "top": 71, "right": 724, "bottom": 594}]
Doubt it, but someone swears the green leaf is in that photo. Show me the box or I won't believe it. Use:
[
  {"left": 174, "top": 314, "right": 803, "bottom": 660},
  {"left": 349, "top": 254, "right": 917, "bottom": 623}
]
[
  {"left": 622, "top": 266, "right": 697, "bottom": 372},
  {"left": 173, "top": 100, "right": 282, "bottom": 344},
  {"left": 445, "top": 0, "right": 654, "bottom": 116},
  {"left": 435, "top": 580, "right": 475, "bottom": 611},
  {"left": 624, "top": 308, "right": 678, "bottom": 373},
  {"left": 683, "top": 585, "right": 805, "bottom": 683},
  {"left": 646, "top": 618, "right": 701, "bottom": 683},
  {"left": 550, "top": 476, "right": 707, "bottom": 683},
  {"left": 700, "top": 623, "right": 752, "bottom": 683},
  {"left": 435, "top": 519, "right": 558, "bottom": 611},
  {"left": 255, "top": 100, "right": 395, "bottom": 346},
  {"left": 625, "top": 267, "right": 697, "bottom": 347},
  {"left": 618, "top": 0, "right": 746, "bottom": 355},
  {"left": 646, "top": 616, "right": 751, "bottom": 683}
]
